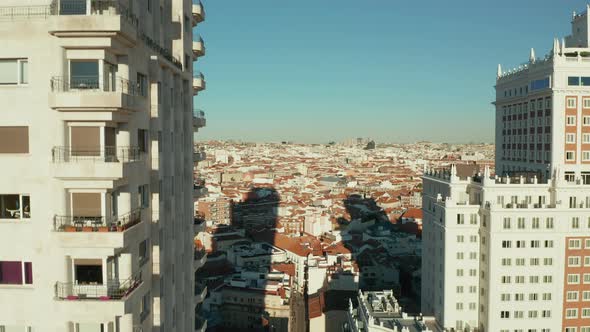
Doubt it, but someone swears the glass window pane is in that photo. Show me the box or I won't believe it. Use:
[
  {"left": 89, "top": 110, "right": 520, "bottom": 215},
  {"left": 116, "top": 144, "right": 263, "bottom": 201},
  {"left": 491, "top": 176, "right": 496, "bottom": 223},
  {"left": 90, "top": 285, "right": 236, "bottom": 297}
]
[
  {"left": 569, "top": 76, "right": 581, "bottom": 86},
  {"left": 582, "top": 77, "right": 590, "bottom": 86},
  {"left": 0, "top": 60, "right": 18, "bottom": 84},
  {"left": 0, "top": 261, "right": 23, "bottom": 284},
  {"left": 0, "top": 194, "right": 20, "bottom": 219},
  {"left": 70, "top": 61, "right": 99, "bottom": 89},
  {"left": 20, "top": 60, "right": 28, "bottom": 84}
]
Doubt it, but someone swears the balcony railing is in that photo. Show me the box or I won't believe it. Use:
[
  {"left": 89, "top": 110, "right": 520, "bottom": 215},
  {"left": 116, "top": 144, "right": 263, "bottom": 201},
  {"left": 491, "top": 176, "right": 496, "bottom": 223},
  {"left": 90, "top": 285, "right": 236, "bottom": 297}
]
[
  {"left": 55, "top": 274, "right": 142, "bottom": 300},
  {"left": 0, "top": 1, "right": 138, "bottom": 25},
  {"left": 52, "top": 146, "right": 142, "bottom": 163},
  {"left": 58, "top": 0, "right": 139, "bottom": 26},
  {"left": 50, "top": 76, "right": 140, "bottom": 95},
  {"left": 54, "top": 208, "right": 142, "bottom": 232},
  {"left": 140, "top": 33, "right": 183, "bottom": 70},
  {"left": 0, "top": 5, "right": 53, "bottom": 19}
]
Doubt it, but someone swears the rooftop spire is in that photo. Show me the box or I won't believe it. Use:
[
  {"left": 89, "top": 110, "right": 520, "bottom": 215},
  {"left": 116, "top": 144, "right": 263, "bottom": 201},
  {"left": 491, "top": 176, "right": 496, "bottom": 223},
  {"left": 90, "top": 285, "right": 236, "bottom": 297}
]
[
  {"left": 529, "top": 48, "right": 536, "bottom": 63},
  {"left": 553, "top": 38, "right": 560, "bottom": 56},
  {"left": 497, "top": 64, "right": 502, "bottom": 78}
]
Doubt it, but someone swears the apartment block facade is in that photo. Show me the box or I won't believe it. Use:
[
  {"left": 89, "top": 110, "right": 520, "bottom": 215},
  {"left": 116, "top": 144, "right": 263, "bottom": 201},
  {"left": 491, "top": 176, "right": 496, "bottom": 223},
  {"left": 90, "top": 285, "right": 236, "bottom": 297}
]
[
  {"left": 422, "top": 6, "right": 590, "bottom": 332},
  {"left": 0, "top": 0, "right": 206, "bottom": 331}
]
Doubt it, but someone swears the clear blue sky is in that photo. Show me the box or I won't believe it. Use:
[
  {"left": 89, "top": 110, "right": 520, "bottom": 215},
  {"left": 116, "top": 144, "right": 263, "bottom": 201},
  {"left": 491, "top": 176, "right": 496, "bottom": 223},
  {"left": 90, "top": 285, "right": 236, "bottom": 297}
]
[{"left": 193, "top": 0, "right": 588, "bottom": 144}]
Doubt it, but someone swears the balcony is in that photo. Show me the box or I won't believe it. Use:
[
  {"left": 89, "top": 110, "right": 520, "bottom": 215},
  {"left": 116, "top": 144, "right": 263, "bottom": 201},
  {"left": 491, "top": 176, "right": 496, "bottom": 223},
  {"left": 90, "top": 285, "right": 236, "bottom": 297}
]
[
  {"left": 54, "top": 209, "right": 145, "bottom": 248},
  {"left": 49, "top": 76, "right": 146, "bottom": 114},
  {"left": 192, "top": 37, "right": 206, "bottom": 58},
  {"left": 192, "top": 72, "right": 206, "bottom": 95},
  {"left": 192, "top": 1, "right": 205, "bottom": 26},
  {"left": 48, "top": 0, "right": 139, "bottom": 46},
  {"left": 194, "top": 248, "right": 207, "bottom": 272},
  {"left": 194, "top": 216, "right": 206, "bottom": 234},
  {"left": 56, "top": 274, "right": 142, "bottom": 302},
  {"left": 195, "top": 316, "right": 207, "bottom": 332},
  {"left": 195, "top": 283, "right": 207, "bottom": 305},
  {"left": 51, "top": 146, "right": 144, "bottom": 181},
  {"left": 193, "top": 110, "right": 206, "bottom": 130}
]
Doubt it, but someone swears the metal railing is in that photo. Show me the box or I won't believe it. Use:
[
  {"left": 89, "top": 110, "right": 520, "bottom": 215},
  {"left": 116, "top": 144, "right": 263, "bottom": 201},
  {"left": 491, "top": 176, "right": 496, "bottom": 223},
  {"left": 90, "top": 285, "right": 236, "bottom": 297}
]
[
  {"left": 54, "top": 208, "right": 142, "bottom": 232},
  {"left": 0, "top": 5, "right": 54, "bottom": 19},
  {"left": 140, "top": 33, "right": 183, "bottom": 70},
  {"left": 55, "top": 274, "right": 142, "bottom": 300},
  {"left": 0, "top": 0, "right": 138, "bottom": 24},
  {"left": 52, "top": 146, "right": 142, "bottom": 163},
  {"left": 50, "top": 76, "right": 140, "bottom": 95}
]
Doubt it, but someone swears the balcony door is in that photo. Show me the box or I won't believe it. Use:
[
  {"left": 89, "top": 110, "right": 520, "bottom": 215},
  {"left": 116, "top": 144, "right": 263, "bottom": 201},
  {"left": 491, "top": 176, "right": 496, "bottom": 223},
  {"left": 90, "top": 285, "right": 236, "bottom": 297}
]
[
  {"left": 60, "top": 0, "right": 87, "bottom": 15},
  {"left": 69, "top": 60, "right": 99, "bottom": 90}
]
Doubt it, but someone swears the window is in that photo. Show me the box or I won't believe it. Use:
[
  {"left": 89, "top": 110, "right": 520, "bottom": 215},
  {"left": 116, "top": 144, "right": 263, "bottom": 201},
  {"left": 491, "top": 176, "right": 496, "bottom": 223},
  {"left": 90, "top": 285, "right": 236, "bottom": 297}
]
[
  {"left": 70, "top": 60, "right": 99, "bottom": 89},
  {"left": 518, "top": 217, "right": 525, "bottom": 229},
  {"left": 501, "top": 258, "right": 511, "bottom": 266},
  {"left": 544, "top": 258, "right": 553, "bottom": 265},
  {"left": 531, "top": 240, "right": 540, "bottom": 248},
  {"left": 573, "top": 217, "right": 580, "bottom": 229},
  {"left": 584, "top": 116, "right": 590, "bottom": 126},
  {"left": 138, "top": 129, "right": 148, "bottom": 153},
  {"left": 456, "top": 286, "right": 464, "bottom": 293},
  {"left": 529, "top": 293, "right": 538, "bottom": 301},
  {"left": 516, "top": 258, "right": 525, "bottom": 266},
  {"left": 570, "top": 239, "right": 582, "bottom": 249},
  {"left": 141, "top": 291, "right": 151, "bottom": 321},
  {"left": 457, "top": 235, "right": 464, "bottom": 243},
  {"left": 567, "top": 151, "right": 576, "bottom": 161},
  {"left": 584, "top": 273, "right": 590, "bottom": 284},
  {"left": 583, "top": 151, "right": 590, "bottom": 161},
  {"left": 583, "top": 291, "right": 590, "bottom": 301},
  {"left": 456, "top": 252, "right": 464, "bottom": 260},
  {"left": 457, "top": 214, "right": 464, "bottom": 225},
  {"left": 501, "top": 293, "right": 510, "bottom": 301},
  {"left": 566, "top": 308, "right": 578, "bottom": 319},
  {"left": 567, "top": 133, "right": 576, "bottom": 143},
  {"left": 0, "top": 127, "right": 29, "bottom": 154},
  {"left": 567, "top": 256, "right": 580, "bottom": 267},
  {"left": 502, "top": 240, "right": 511, "bottom": 248},
  {"left": 546, "top": 218, "right": 554, "bottom": 229},
  {"left": 567, "top": 97, "right": 577, "bottom": 109},
  {"left": 0, "top": 261, "right": 32, "bottom": 285},
  {"left": 503, "top": 217, "right": 511, "bottom": 229},
  {"left": 569, "top": 76, "right": 581, "bottom": 86},
  {"left": 568, "top": 273, "right": 580, "bottom": 284},
  {"left": 139, "top": 239, "right": 149, "bottom": 266},
  {"left": 501, "top": 276, "right": 511, "bottom": 284},
  {"left": 543, "top": 293, "right": 552, "bottom": 301},
  {"left": 138, "top": 184, "right": 149, "bottom": 208},
  {"left": 0, "top": 59, "right": 28, "bottom": 85},
  {"left": 456, "top": 302, "right": 463, "bottom": 310},
  {"left": 0, "top": 194, "right": 31, "bottom": 219},
  {"left": 469, "top": 213, "right": 477, "bottom": 225},
  {"left": 532, "top": 218, "right": 540, "bottom": 229},
  {"left": 137, "top": 72, "right": 148, "bottom": 97},
  {"left": 583, "top": 134, "right": 590, "bottom": 143},
  {"left": 500, "top": 311, "right": 510, "bottom": 318},
  {"left": 567, "top": 116, "right": 576, "bottom": 126},
  {"left": 567, "top": 291, "right": 579, "bottom": 301}
]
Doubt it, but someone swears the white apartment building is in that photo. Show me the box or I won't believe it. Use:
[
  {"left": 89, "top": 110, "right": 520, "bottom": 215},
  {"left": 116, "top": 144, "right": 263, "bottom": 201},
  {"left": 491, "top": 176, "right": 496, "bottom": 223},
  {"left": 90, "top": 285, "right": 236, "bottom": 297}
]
[
  {"left": 422, "top": 6, "right": 590, "bottom": 332},
  {"left": 0, "top": 0, "right": 206, "bottom": 331}
]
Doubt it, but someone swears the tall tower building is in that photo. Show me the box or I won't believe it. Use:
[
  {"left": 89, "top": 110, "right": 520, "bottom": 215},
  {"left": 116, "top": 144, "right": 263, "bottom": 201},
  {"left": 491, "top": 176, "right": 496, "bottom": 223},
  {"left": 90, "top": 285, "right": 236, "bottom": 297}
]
[
  {"left": 0, "top": 0, "right": 206, "bottom": 331},
  {"left": 422, "top": 5, "right": 590, "bottom": 332}
]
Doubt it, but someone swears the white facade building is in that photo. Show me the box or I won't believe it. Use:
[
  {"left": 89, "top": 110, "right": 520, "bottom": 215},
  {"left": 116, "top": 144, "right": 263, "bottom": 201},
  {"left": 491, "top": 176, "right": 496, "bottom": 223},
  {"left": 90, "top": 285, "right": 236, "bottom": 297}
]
[
  {"left": 422, "top": 6, "right": 590, "bottom": 332},
  {"left": 0, "top": 0, "right": 206, "bottom": 331}
]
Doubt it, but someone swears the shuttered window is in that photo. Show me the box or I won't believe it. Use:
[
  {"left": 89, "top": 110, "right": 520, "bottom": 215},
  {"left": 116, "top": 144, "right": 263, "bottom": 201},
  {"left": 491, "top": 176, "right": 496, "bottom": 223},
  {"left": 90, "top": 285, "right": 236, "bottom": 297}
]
[{"left": 0, "top": 127, "right": 29, "bottom": 153}]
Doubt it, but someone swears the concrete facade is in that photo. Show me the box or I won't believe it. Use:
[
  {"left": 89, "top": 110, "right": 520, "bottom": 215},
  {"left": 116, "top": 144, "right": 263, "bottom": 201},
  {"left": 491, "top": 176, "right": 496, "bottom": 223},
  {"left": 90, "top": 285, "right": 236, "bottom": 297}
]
[{"left": 0, "top": 0, "right": 206, "bottom": 331}]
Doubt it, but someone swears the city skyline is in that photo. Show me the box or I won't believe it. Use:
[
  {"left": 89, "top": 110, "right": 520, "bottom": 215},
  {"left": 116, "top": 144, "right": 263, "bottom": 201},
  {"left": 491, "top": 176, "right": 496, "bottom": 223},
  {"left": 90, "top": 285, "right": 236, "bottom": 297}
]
[{"left": 195, "top": 0, "right": 589, "bottom": 143}]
